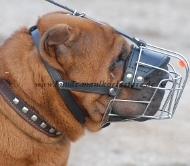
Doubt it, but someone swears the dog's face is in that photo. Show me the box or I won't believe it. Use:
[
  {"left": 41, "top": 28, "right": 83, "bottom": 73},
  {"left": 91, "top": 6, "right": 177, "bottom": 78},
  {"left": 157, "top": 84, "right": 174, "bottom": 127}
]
[{"left": 38, "top": 12, "right": 167, "bottom": 131}]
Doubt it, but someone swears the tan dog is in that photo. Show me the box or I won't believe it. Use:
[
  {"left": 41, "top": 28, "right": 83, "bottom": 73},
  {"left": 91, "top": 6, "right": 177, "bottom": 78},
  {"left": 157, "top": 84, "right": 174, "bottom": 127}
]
[{"left": 0, "top": 12, "right": 167, "bottom": 166}]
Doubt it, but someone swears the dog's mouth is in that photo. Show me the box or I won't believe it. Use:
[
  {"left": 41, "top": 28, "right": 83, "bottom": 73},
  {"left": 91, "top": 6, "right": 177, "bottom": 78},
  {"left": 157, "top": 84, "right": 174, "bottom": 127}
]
[{"left": 112, "top": 89, "right": 165, "bottom": 120}]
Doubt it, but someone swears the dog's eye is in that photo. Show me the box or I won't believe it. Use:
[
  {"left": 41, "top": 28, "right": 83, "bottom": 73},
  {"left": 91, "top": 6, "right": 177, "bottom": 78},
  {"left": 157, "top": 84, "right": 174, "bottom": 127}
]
[
  {"left": 116, "top": 52, "right": 124, "bottom": 62},
  {"left": 110, "top": 47, "right": 126, "bottom": 71},
  {"left": 116, "top": 45, "right": 128, "bottom": 62},
  {"left": 110, "top": 44, "right": 128, "bottom": 71}
]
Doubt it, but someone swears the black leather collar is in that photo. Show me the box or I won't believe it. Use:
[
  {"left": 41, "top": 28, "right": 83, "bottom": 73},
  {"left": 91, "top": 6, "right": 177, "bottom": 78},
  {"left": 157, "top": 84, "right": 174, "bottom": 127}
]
[{"left": 0, "top": 77, "right": 62, "bottom": 137}]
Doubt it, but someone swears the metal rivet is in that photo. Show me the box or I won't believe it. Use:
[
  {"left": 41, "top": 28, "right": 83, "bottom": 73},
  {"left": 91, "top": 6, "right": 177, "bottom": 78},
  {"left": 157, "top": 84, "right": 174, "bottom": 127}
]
[
  {"left": 168, "top": 114, "right": 172, "bottom": 119},
  {"left": 49, "top": 128, "right": 55, "bottom": 133},
  {"left": 56, "top": 131, "right": 62, "bottom": 135},
  {"left": 126, "top": 73, "right": 133, "bottom": 80},
  {"left": 109, "top": 88, "right": 115, "bottom": 95},
  {"left": 22, "top": 107, "right": 29, "bottom": 113},
  {"left": 13, "top": 98, "right": 19, "bottom": 105},
  {"left": 136, "top": 76, "right": 143, "bottom": 82},
  {"left": 40, "top": 122, "right": 47, "bottom": 129},
  {"left": 135, "top": 37, "right": 140, "bottom": 41},
  {"left": 31, "top": 115, "right": 38, "bottom": 122},
  {"left": 58, "top": 82, "right": 64, "bottom": 87}
]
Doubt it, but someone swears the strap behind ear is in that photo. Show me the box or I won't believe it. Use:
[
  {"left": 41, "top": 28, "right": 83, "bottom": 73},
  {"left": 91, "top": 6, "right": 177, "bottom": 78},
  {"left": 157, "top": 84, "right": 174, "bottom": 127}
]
[{"left": 30, "top": 26, "right": 85, "bottom": 125}]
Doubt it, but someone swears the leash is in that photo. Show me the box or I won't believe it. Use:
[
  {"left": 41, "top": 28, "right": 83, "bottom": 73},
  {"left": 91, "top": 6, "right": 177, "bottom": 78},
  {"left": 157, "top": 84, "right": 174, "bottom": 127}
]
[{"left": 45, "top": 0, "right": 146, "bottom": 47}]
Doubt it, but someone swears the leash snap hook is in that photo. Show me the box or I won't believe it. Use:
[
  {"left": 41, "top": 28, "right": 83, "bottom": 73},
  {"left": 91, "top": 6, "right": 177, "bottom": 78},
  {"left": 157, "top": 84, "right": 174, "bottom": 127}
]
[
  {"left": 72, "top": 10, "right": 85, "bottom": 17},
  {"left": 78, "top": 12, "right": 86, "bottom": 17},
  {"left": 72, "top": 10, "right": 77, "bottom": 16}
]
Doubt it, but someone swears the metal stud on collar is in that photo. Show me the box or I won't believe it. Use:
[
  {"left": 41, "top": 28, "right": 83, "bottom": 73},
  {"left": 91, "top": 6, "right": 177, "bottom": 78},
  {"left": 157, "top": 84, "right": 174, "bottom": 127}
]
[
  {"left": 14, "top": 97, "right": 62, "bottom": 136},
  {"left": 49, "top": 128, "right": 55, "bottom": 133},
  {"left": 56, "top": 131, "right": 62, "bottom": 135},
  {"left": 40, "top": 122, "right": 47, "bottom": 128},
  {"left": 31, "top": 115, "right": 38, "bottom": 122},
  {"left": 13, "top": 98, "right": 19, "bottom": 105},
  {"left": 22, "top": 107, "right": 29, "bottom": 113}
]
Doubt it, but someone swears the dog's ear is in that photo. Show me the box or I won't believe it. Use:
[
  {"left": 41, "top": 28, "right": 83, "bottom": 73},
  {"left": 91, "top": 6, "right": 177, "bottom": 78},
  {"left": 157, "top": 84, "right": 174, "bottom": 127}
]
[
  {"left": 45, "top": 24, "right": 72, "bottom": 46},
  {"left": 39, "top": 24, "right": 76, "bottom": 71}
]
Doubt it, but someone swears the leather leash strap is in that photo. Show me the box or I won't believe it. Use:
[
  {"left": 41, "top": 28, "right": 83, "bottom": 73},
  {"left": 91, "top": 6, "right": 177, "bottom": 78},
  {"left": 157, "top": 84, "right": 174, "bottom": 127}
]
[{"left": 0, "top": 77, "right": 62, "bottom": 137}]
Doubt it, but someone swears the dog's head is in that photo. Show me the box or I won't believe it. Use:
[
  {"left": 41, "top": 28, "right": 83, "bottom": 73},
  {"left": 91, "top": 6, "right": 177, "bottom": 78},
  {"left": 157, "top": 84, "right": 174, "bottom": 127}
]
[{"left": 37, "top": 12, "right": 169, "bottom": 132}]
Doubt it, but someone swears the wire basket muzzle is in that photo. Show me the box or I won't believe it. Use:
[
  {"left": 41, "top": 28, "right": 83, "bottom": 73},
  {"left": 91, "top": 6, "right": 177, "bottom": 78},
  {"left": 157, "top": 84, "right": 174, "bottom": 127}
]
[{"left": 101, "top": 44, "right": 189, "bottom": 128}]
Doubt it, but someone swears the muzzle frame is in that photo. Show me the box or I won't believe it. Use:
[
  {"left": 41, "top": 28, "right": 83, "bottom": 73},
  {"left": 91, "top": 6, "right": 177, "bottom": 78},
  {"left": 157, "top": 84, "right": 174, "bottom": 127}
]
[{"left": 101, "top": 43, "right": 189, "bottom": 128}]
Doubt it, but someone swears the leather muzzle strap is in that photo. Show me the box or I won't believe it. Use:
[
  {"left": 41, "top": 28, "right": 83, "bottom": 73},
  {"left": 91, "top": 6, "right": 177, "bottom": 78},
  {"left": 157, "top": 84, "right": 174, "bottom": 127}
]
[
  {"left": 0, "top": 77, "right": 62, "bottom": 137},
  {"left": 29, "top": 26, "right": 86, "bottom": 125}
]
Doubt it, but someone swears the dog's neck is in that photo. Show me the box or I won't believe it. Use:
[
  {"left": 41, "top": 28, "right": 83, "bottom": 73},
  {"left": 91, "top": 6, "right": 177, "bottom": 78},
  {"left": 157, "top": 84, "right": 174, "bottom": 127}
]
[{"left": 0, "top": 27, "right": 84, "bottom": 143}]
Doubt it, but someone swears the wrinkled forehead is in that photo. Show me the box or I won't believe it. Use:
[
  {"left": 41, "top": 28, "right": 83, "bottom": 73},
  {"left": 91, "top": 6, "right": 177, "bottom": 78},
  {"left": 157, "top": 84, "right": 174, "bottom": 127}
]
[
  {"left": 37, "top": 12, "right": 114, "bottom": 35},
  {"left": 37, "top": 11, "right": 126, "bottom": 52}
]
